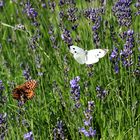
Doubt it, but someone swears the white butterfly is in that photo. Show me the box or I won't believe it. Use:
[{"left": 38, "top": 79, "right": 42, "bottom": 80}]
[{"left": 69, "top": 45, "right": 108, "bottom": 64}]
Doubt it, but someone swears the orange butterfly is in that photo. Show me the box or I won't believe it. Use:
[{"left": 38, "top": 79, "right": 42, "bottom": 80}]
[{"left": 12, "top": 80, "right": 37, "bottom": 103}]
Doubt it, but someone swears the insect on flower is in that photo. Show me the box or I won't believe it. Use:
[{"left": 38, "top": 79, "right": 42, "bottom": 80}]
[{"left": 12, "top": 80, "right": 37, "bottom": 103}]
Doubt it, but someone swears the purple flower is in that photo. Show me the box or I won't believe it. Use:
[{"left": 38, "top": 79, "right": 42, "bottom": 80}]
[
  {"left": 110, "top": 47, "right": 120, "bottom": 73},
  {"left": 79, "top": 101, "right": 96, "bottom": 137},
  {"left": 96, "top": 86, "right": 108, "bottom": 99},
  {"left": 134, "top": 1, "right": 140, "bottom": 15},
  {"left": 70, "top": 76, "right": 81, "bottom": 108},
  {"left": 110, "top": 47, "right": 119, "bottom": 60},
  {"left": 24, "top": 131, "right": 34, "bottom": 140},
  {"left": 23, "top": 68, "right": 31, "bottom": 80},
  {"left": 41, "top": 3, "right": 46, "bottom": 8},
  {"left": 0, "top": 113, "right": 7, "bottom": 140},
  {"left": 48, "top": 26, "right": 58, "bottom": 48},
  {"left": 0, "top": 113, "right": 6, "bottom": 125},
  {"left": 61, "top": 28, "right": 73, "bottom": 46},
  {"left": 0, "top": 80, "right": 4, "bottom": 92},
  {"left": 84, "top": 116, "right": 92, "bottom": 126},
  {"left": 88, "top": 101, "right": 95, "bottom": 111},
  {"left": 84, "top": 7, "right": 104, "bottom": 46},
  {"left": 112, "top": 0, "right": 132, "bottom": 27},
  {"left": 53, "top": 120, "right": 65, "bottom": 140},
  {"left": 67, "top": 6, "right": 78, "bottom": 22},
  {"left": 120, "top": 29, "right": 134, "bottom": 67},
  {"left": 0, "top": 0, "right": 4, "bottom": 8},
  {"left": 48, "top": 1, "right": 56, "bottom": 12},
  {"left": 79, "top": 127, "right": 96, "bottom": 138},
  {"left": 24, "top": 2, "right": 38, "bottom": 19},
  {"left": 114, "top": 64, "right": 119, "bottom": 74}
]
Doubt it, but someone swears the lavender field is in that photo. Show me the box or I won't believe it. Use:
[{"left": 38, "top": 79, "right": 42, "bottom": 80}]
[{"left": 0, "top": 0, "right": 140, "bottom": 140}]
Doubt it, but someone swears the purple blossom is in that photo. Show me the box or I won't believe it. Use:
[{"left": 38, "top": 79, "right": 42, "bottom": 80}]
[
  {"left": 24, "top": 2, "right": 38, "bottom": 19},
  {"left": 48, "top": 1, "right": 56, "bottom": 12},
  {"left": 61, "top": 28, "right": 73, "bottom": 46},
  {"left": 0, "top": 80, "right": 7, "bottom": 105},
  {"left": 41, "top": 3, "right": 46, "bottom": 8},
  {"left": 79, "top": 127, "right": 96, "bottom": 138},
  {"left": 22, "top": 65, "right": 31, "bottom": 80},
  {"left": 53, "top": 120, "right": 65, "bottom": 140},
  {"left": 24, "top": 131, "right": 34, "bottom": 140},
  {"left": 0, "top": 113, "right": 7, "bottom": 140},
  {"left": 70, "top": 76, "right": 81, "bottom": 108},
  {"left": 67, "top": 6, "right": 78, "bottom": 22},
  {"left": 112, "top": 0, "right": 132, "bottom": 27},
  {"left": 59, "top": 0, "right": 75, "bottom": 5},
  {"left": 48, "top": 26, "right": 58, "bottom": 48},
  {"left": 110, "top": 47, "right": 120, "bottom": 74},
  {"left": 84, "top": 7, "right": 104, "bottom": 47},
  {"left": 134, "top": 1, "right": 140, "bottom": 15},
  {"left": 96, "top": 86, "right": 108, "bottom": 99},
  {"left": 79, "top": 101, "right": 96, "bottom": 137},
  {"left": 120, "top": 29, "right": 134, "bottom": 67},
  {"left": 0, "top": 0, "right": 4, "bottom": 8},
  {"left": 84, "top": 116, "right": 93, "bottom": 126},
  {"left": 0, "top": 80, "right": 4, "bottom": 93}
]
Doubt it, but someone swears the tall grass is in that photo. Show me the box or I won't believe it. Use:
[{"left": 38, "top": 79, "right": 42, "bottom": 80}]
[{"left": 0, "top": 0, "right": 140, "bottom": 140}]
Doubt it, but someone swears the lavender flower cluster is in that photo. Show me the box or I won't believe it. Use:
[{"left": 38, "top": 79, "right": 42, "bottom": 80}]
[
  {"left": 96, "top": 85, "right": 108, "bottom": 99},
  {"left": 120, "top": 29, "right": 134, "bottom": 67},
  {"left": 110, "top": 47, "right": 120, "bottom": 74},
  {"left": 70, "top": 76, "right": 81, "bottom": 108},
  {"left": 135, "top": 0, "right": 140, "bottom": 16},
  {"left": 112, "top": 0, "right": 132, "bottom": 27},
  {"left": 24, "top": 131, "right": 34, "bottom": 140},
  {"left": 22, "top": 65, "right": 32, "bottom": 80},
  {"left": 84, "top": 7, "right": 105, "bottom": 47},
  {"left": 110, "top": 29, "right": 135, "bottom": 73},
  {"left": 0, "top": 0, "right": 4, "bottom": 8},
  {"left": 79, "top": 101, "right": 96, "bottom": 138},
  {"left": 23, "top": 2, "right": 38, "bottom": 19},
  {"left": 61, "top": 28, "right": 73, "bottom": 46},
  {"left": 48, "top": 26, "right": 58, "bottom": 48},
  {"left": 0, "top": 113, "right": 7, "bottom": 140},
  {"left": 0, "top": 80, "right": 6, "bottom": 106},
  {"left": 48, "top": 1, "right": 56, "bottom": 12},
  {"left": 53, "top": 120, "right": 65, "bottom": 140},
  {"left": 0, "top": 80, "right": 4, "bottom": 94}
]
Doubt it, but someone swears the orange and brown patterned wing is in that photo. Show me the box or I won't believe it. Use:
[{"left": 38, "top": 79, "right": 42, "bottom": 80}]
[
  {"left": 24, "top": 89, "right": 35, "bottom": 99},
  {"left": 12, "top": 87, "right": 21, "bottom": 100},
  {"left": 24, "top": 80, "right": 37, "bottom": 90},
  {"left": 12, "top": 82, "right": 27, "bottom": 100},
  {"left": 12, "top": 80, "right": 37, "bottom": 102}
]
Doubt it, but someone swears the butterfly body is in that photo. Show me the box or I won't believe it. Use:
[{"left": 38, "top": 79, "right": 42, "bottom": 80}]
[
  {"left": 69, "top": 46, "right": 108, "bottom": 64},
  {"left": 12, "top": 80, "right": 37, "bottom": 103}
]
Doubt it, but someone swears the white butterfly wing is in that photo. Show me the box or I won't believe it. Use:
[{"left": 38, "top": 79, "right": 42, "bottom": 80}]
[
  {"left": 70, "top": 46, "right": 86, "bottom": 64},
  {"left": 85, "top": 49, "right": 108, "bottom": 64},
  {"left": 69, "top": 45, "right": 85, "bottom": 54},
  {"left": 85, "top": 51, "right": 99, "bottom": 64},
  {"left": 73, "top": 53, "right": 86, "bottom": 64}
]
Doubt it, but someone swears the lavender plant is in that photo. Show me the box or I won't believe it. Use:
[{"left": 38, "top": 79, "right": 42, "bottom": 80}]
[{"left": 70, "top": 76, "right": 81, "bottom": 108}]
